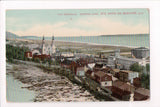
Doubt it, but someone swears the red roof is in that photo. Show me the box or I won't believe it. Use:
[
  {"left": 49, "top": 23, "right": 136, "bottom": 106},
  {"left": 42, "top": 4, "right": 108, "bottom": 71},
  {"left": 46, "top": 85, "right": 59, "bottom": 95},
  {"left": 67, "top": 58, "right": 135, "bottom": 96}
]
[
  {"left": 135, "top": 88, "right": 150, "bottom": 97},
  {"left": 94, "top": 71, "right": 112, "bottom": 82},
  {"left": 113, "top": 80, "right": 134, "bottom": 92}
]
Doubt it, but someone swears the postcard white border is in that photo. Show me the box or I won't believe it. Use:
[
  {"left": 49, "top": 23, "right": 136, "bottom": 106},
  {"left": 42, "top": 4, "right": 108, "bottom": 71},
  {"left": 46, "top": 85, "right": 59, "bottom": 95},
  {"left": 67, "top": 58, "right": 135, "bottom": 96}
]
[{"left": 0, "top": 1, "right": 160, "bottom": 107}]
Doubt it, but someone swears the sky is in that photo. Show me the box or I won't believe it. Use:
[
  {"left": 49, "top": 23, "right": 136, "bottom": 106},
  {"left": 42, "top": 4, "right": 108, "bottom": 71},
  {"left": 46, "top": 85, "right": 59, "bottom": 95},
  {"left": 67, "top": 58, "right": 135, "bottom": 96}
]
[{"left": 6, "top": 9, "right": 149, "bottom": 37}]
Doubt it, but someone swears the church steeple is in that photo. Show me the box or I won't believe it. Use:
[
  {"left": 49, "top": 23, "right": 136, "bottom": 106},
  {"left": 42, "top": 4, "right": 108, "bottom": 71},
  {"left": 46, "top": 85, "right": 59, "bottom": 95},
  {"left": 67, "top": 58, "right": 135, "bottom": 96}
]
[
  {"left": 41, "top": 35, "right": 45, "bottom": 54},
  {"left": 51, "top": 34, "right": 54, "bottom": 46},
  {"left": 42, "top": 35, "right": 45, "bottom": 44},
  {"left": 52, "top": 35, "right": 54, "bottom": 41}
]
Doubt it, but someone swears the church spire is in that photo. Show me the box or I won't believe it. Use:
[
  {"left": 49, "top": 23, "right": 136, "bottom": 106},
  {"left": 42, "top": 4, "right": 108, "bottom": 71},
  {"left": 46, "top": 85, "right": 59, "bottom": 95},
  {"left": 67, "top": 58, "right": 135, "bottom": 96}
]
[
  {"left": 42, "top": 35, "right": 45, "bottom": 44},
  {"left": 43, "top": 35, "right": 44, "bottom": 40},
  {"left": 51, "top": 34, "right": 54, "bottom": 46},
  {"left": 52, "top": 34, "right": 54, "bottom": 40}
]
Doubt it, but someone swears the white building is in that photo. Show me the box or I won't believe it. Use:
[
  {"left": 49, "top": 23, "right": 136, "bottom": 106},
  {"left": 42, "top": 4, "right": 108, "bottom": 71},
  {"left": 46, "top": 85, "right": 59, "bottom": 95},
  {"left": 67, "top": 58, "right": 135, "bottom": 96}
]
[
  {"left": 107, "top": 49, "right": 148, "bottom": 70},
  {"left": 119, "top": 70, "right": 139, "bottom": 84},
  {"left": 41, "top": 36, "right": 56, "bottom": 55},
  {"left": 76, "top": 67, "right": 85, "bottom": 77}
]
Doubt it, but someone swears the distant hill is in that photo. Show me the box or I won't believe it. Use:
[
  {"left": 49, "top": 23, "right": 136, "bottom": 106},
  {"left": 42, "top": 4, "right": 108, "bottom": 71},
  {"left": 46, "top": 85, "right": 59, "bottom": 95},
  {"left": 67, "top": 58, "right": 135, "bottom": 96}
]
[
  {"left": 21, "top": 36, "right": 52, "bottom": 40},
  {"left": 6, "top": 31, "right": 52, "bottom": 40},
  {"left": 20, "top": 36, "right": 42, "bottom": 40},
  {"left": 6, "top": 31, "right": 19, "bottom": 39}
]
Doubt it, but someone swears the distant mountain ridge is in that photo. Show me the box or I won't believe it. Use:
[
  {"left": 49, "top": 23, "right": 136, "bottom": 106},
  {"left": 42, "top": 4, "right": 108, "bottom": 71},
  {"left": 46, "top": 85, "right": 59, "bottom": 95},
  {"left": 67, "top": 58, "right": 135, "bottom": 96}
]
[
  {"left": 6, "top": 31, "right": 19, "bottom": 39},
  {"left": 6, "top": 31, "right": 52, "bottom": 40}
]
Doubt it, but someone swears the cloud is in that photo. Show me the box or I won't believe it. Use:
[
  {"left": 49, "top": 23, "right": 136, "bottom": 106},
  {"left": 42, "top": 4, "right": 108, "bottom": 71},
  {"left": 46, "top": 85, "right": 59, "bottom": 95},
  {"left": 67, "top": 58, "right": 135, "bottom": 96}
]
[{"left": 9, "top": 17, "right": 149, "bottom": 37}]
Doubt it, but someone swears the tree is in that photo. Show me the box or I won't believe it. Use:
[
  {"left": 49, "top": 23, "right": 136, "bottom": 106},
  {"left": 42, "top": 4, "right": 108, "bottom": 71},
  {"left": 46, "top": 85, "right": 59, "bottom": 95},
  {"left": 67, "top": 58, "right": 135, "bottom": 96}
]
[
  {"left": 146, "top": 64, "right": 150, "bottom": 73},
  {"left": 141, "top": 73, "right": 150, "bottom": 89},
  {"left": 130, "top": 63, "right": 143, "bottom": 72}
]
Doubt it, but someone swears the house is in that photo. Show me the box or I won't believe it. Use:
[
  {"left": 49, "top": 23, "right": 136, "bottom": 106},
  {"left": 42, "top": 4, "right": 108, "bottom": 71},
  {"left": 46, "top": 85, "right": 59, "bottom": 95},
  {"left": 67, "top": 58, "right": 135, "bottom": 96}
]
[
  {"left": 33, "top": 54, "right": 50, "bottom": 60},
  {"left": 25, "top": 51, "right": 32, "bottom": 59},
  {"left": 100, "top": 67, "right": 112, "bottom": 73},
  {"left": 110, "top": 69, "right": 120, "bottom": 77},
  {"left": 85, "top": 69, "right": 93, "bottom": 76},
  {"left": 133, "top": 77, "right": 141, "bottom": 88},
  {"left": 84, "top": 63, "right": 95, "bottom": 73},
  {"left": 134, "top": 88, "right": 150, "bottom": 101},
  {"left": 87, "top": 63, "right": 95, "bottom": 70},
  {"left": 94, "top": 71, "right": 112, "bottom": 87},
  {"left": 85, "top": 69, "right": 96, "bottom": 80},
  {"left": 111, "top": 80, "right": 135, "bottom": 101},
  {"left": 76, "top": 67, "right": 85, "bottom": 77},
  {"left": 119, "top": 70, "right": 139, "bottom": 84},
  {"left": 61, "top": 52, "right": 74, "bottom": 58},
  {"left": 61, "top": 57, "right": 78, "bottom": 69},
  {"left": 94, "top": 62, "right": 103, "bottom": 68}
]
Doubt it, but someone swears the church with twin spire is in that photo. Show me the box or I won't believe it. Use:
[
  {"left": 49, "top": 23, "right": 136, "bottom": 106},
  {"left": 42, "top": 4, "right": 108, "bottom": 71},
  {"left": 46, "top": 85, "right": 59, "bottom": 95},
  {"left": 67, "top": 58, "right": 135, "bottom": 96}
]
[{"left": 41, "top": 35, "right": 56, "bottom": 56}]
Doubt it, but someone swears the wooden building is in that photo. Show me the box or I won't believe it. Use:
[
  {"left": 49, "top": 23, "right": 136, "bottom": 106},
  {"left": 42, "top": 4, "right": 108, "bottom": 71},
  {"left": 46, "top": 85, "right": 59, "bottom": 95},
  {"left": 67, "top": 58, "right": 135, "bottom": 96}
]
[{"left": 94, "top": 71, "right": 112, "bottom": 87}]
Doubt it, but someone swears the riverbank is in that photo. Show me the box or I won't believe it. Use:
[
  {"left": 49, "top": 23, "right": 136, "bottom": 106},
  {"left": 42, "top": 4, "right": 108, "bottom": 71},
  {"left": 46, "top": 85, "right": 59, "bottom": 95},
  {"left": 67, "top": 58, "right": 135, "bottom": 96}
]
[{"left": 6, "top": 62, "right": 99, "bottom": 102}]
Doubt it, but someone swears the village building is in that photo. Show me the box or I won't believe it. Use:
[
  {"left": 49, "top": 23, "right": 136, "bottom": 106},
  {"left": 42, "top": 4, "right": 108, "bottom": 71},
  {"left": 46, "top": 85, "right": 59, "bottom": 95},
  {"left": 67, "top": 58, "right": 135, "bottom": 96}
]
[
  {"left": 133, "top": 77, "right": 141, "bottom": 88},
  {"left": 60, "top": 52, "right": 74, "bottom": 58},
  {"left": 110, "top": 69, "right": 120, "bottom": 77},
  {"left": 33, "top": 54, "right": 50, "bottom": 60},
  {"left": 134, "top": 87, "right": 150, "bottom": 101},
  {"left": 94, "top": 71, "right": 112, "bottom": 87},
  {"left": 84, "top": 63, "right": 95, "bottom": 74},
  {"left": 131, "top": 47, "right": 149, "bottom": 59},
  {"left": 24, "top": 51, "right": 32, "bottom": 59},
  {"left": 61, "top": 57, "right": 88, "bottom": 76},
  {"left": 119, "top": 70, "right": 139, "bottom": 84},
  {"left": 100, "top": 67, "right": 112, "bottom": 73},
  {"left": 76, "top": 67, "right": 85, "bottom": 77},
  {"left": 111, "top": 80, "right": 135, "bottom": 101},
  {"left": 107, "top": 49, "right": 148, "bottom": 70}
]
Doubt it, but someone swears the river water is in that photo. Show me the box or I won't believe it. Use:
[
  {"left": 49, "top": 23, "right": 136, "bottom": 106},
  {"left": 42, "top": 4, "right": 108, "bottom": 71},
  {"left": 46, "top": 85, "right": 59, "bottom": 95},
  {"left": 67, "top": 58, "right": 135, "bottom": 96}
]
[{"left": 6, "top": 63, "right": 35, "bottom": 102}]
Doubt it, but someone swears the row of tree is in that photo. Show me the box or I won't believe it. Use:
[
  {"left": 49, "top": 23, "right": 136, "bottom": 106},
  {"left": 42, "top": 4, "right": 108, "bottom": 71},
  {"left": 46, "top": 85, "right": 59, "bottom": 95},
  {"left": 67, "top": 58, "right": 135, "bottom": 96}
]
[{"left": 6, "top": 44, "right": 29, "bottom": 62}]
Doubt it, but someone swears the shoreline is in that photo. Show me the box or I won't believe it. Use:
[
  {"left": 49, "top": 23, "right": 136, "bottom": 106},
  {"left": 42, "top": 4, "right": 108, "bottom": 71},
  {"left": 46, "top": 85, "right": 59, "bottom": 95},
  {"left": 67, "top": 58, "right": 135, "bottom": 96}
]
[
  {"left": 10, "top": 38, "right": 149, "bottom": 49},
  {"left": 6, "top": 61, "right": 99, "bottom": 102},
  {"left": 54, "top": 40, "right": 140, "bottom": 49}
]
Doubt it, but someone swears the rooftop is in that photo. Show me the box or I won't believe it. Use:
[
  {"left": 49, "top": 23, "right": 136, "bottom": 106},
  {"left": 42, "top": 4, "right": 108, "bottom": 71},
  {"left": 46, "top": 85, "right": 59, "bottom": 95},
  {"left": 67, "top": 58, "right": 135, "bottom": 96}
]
[
  {"left": 117, "top": 56, "right": 144, "bottom": 62},
  {"left": 135, "top": 88, "right": 150, "bottom": 96},
  {"left": 112, "top": 69, "right": 120, "bottom": 72},
  {"left": 132, "top": 47, "right": 149, "bottom": 51},
  {"left": 95, "top": 71, "right": 106, "bottom": 77},
  {"left": 113, "top": 80, "right": 134, "bottom": 92},
  {"left": 120, "top": 70, "right": 134, "bottom": 73}
]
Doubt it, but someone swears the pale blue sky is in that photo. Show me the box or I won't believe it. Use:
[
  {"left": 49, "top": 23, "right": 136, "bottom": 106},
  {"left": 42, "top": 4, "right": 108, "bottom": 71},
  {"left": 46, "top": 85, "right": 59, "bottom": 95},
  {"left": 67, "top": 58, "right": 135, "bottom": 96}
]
[{"left": 6, "top": 9, "right": 149, "bottom": 37}]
